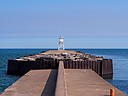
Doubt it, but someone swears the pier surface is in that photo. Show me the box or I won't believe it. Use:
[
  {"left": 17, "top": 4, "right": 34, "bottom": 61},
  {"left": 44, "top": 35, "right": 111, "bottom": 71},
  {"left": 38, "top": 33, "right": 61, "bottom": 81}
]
[
  {"left": 0, "top": 70, "right": 57, "bottom": 96},
  {"left": 1, "top": 61, "right": 125, "bottom": 96},
  {"left": 65, "top": 69, "right": 124, "bottom": 96},
  {"left": 43, "top": 50, "right": 78, "bottom": 54}
]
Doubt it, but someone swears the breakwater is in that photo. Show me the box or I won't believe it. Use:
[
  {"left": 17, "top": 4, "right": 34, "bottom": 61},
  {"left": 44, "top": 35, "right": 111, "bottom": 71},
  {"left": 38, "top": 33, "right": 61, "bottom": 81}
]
[
  {"left": 1, "top": 61, "right": 125, "bottom": 96},
  {"left": 7, "top": 50, "right": 113, "bottom": 79}
]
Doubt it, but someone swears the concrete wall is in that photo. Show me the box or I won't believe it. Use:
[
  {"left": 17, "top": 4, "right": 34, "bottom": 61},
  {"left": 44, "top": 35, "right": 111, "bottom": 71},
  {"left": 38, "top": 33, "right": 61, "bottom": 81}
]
[
  {"left": 8, "top": 60, "right": 36, "bottom": 75},
  {"left": 8, "top": 59, "right": 59, "bottom": 75},
  {"left": 8, "top": 59, "right": 113, "bottom": 79},
  {"left": 63, "top": 59, "right": 113, "bottom": 79}
]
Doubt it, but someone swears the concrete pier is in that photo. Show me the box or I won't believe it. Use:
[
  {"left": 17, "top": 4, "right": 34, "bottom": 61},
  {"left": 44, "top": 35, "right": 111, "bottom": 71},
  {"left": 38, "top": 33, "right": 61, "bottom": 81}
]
[
  {"left": 4, "top": 50, "right": 125, "bottom": 95},
  {"left": 0, "top": 69, "right": 57, "bottom": 96},
  {"left": 1, "top": 61, "right": 125, "bottom": 96},
  {"left": 7, "top": 50, "right": 113, "bottom": 79},
  {"left": 65, "top": 69, "right": 124, "bottom": 96}
]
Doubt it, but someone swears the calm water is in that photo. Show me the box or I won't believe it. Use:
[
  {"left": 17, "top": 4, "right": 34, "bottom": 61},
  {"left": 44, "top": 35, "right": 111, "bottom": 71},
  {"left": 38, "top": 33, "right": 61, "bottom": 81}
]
[{"left": 0, "top": 49, "right": 128, "bottom": 95}]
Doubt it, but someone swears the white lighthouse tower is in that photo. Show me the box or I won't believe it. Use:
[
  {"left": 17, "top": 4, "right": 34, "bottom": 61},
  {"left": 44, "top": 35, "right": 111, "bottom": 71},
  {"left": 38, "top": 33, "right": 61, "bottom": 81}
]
[{"left": 58, "top": 36, "right": 64, "bottom": 50}]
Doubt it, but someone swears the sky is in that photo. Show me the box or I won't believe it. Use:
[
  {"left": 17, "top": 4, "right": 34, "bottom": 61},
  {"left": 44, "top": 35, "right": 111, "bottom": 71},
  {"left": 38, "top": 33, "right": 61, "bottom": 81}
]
[{"left": 0, "top": 0, "right": 128, "bottom": 48}]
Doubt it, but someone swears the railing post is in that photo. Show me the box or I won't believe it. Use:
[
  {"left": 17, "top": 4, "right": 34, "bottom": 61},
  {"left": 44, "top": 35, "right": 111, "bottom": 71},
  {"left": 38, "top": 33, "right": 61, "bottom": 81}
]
[{"left": 110, "top": 89, "right": 114, "bottom": 96}]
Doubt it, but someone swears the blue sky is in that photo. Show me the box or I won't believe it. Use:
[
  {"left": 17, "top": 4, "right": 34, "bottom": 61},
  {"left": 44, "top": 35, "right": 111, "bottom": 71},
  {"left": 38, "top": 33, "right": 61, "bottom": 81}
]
[{"left": 0, "top": 0, "right": 128, "bottom": 48}]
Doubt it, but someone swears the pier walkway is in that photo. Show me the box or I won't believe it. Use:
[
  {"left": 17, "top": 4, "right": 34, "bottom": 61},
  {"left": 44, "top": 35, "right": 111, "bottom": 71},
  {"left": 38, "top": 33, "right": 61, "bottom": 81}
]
[
  {"left": 0, "top": 61, "right": 125, "bottom": 96},
  {"left": 65, "top": 69, "right": 124, "bottom": 96},
  {"left": 0, "top": 70, "right": 57, "bottom": 96}
]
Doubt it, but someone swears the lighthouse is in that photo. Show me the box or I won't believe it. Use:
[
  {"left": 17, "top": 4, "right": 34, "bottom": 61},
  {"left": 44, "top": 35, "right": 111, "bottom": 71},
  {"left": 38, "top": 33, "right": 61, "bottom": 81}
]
[{"left": 58, "top": 36, "right": 64, "bottom": 50}]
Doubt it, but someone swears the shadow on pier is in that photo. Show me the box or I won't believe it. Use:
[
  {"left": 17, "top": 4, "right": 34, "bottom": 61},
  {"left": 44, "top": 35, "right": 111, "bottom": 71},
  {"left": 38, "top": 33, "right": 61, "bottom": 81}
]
[{"left": 41, "top": 69, "right": 58, "bottom": 96}]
